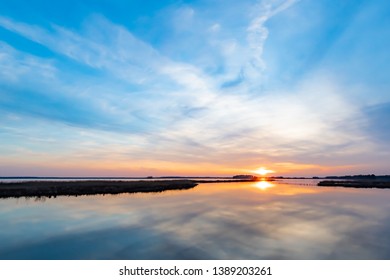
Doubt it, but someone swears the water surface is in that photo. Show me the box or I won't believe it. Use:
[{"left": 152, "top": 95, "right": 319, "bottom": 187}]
[{"left": 1, "top": 180, "right": 390, "bottom": 259}]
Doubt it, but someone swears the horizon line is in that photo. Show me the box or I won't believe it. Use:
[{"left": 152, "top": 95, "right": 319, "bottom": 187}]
[{"left": 1, "top": 174, "right": 389, "bottom": 179}]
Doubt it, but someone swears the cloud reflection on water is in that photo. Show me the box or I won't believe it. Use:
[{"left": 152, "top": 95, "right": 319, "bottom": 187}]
[{"left": 1, "top": 181, "right": 390, "bottom": 259}]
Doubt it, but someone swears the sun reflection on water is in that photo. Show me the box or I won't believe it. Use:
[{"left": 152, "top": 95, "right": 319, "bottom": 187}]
[{"left": 254, "top": 180, "right": 274, "bottom": 190}]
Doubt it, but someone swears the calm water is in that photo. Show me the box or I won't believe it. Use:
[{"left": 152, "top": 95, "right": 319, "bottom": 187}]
[{"left": 1, "top": 180, "right": 390, "bottom": 259}]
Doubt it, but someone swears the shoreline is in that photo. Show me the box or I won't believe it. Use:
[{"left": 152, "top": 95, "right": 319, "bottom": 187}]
[
  {"left": 0, "top": 180, "right": 198, "bottom": 198},
  {"left": 318, "top": 180, "right": 390, "bottom": 189}
]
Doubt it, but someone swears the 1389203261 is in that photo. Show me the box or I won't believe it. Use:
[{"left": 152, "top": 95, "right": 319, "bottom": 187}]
[{"left": 212, "top": 266, "right": 272, "bottom": 276}]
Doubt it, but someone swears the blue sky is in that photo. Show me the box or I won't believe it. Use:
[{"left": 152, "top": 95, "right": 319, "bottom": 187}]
[{"left": 0, "top": 0, "right": 389, "bottom": 176}]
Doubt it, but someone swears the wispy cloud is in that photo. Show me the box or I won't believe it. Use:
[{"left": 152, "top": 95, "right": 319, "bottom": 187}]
[{"left": 246, "top": 0, "right": 299, "bottom": 80}]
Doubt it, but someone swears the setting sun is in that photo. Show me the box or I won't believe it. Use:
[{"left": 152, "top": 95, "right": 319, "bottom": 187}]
[{"left": 254, "top": 167, "right": 275, "bottom": 176}]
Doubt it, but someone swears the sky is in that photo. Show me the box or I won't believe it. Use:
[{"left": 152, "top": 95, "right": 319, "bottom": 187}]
[{"left": 0, "top": 0, "right": 390, "bottom": 177}]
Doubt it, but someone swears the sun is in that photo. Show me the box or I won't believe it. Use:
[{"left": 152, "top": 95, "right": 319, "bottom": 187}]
[{"left": 254, "top": 167, "right": 275, "bottom": 176}]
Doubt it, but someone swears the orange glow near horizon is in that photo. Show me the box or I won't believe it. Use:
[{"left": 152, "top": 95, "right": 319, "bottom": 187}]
[{"left": 1, "top": 154, "right": 364, "bottom": 177}]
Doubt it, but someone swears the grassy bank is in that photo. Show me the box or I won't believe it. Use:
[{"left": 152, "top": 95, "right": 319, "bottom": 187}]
[
  {"left": 318, "top": 180, "right": 390, "bottom": 189},
  {"left": 0, "top": 180, "right": 198, "bottom": 198}
]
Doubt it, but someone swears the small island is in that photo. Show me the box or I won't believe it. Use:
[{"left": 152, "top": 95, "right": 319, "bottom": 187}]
[
  {"left": 318, "top": 175, "right": 390, "bottom": 189},
  {"left": 0, "top": 180, "right": 198, "bottom": 198}
]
